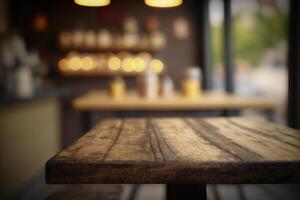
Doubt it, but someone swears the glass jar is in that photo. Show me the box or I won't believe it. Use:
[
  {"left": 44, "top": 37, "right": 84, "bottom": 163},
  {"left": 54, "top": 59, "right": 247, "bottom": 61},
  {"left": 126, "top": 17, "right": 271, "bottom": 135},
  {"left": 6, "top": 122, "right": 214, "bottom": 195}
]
[
  {"left": 137, "top": 69, "right": 159, "bottom": 99},
  {"left": 109, "top": 75, "right": 125, "bottom": 99},
  {"left": 160, "top": 75, "right": 174, "bottom": 97},
  {"left": 181, "top": 67, "right": 201, "bottom": 98}
]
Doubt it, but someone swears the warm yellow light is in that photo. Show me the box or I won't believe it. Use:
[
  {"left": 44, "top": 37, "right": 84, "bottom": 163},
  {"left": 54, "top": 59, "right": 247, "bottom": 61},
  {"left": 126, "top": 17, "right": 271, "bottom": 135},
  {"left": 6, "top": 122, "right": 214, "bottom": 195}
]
[
  {"left": 139, "top": 52, "right": 152, "bottom": 62},
  {"left": 145, "top": 0, "right": 182, "bottom": 8},
  {"left": 67, "top": 51, "right": 79, "bottom": 58},
  {"left": 81, "top": 56, "right": 94, "bottom": 70},
  {"left": 108, "top": 56, "right": 121, "bottom": 71},
  {"left": 68, "top": 56, "right": 82, "bottom": 71},
  {"left": 122, "top": 58, "right": 135, "bottom": 72},
  {"left": 97, "top": 55, "right": 107, "bottom": 70},
  {"left": 134, "top": 57, "right": 145, "bottom": 72},
  {"left": 150, "top": 59, "right": 164, "bottom": 73},
  {"left": 74, "top": 0, "right": 110, "bottom": 7},
  {"left": 58, "top": 58, "right": 68, "bottom": 71}
]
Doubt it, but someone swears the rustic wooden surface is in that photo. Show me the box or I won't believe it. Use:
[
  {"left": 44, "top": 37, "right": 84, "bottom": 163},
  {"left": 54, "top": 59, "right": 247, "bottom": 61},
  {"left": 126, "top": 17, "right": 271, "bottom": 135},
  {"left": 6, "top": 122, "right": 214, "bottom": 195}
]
[
  {"left": 46, "top": 117, "right": 300, "bottom": 184},
  {"left": 72, "top": 90, "right": 277, "bottom": 111}
]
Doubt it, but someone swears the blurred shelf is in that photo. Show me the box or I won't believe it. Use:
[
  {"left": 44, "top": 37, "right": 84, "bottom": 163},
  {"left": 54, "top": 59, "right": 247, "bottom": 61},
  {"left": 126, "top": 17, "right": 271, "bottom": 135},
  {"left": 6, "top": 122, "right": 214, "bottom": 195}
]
[
  {"left": 58, "top": 46, "right": 163, "bottom": 54},
  {"left": 58, "top": 70, "right": 164, "bottom": 77}
]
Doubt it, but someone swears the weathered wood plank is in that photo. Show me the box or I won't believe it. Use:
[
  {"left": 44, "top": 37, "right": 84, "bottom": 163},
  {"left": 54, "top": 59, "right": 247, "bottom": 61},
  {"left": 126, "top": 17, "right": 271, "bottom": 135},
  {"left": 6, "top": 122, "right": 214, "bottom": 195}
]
[
  {"left": 55, "top": 119, "right": 123, "bottom": 160},
  {"left": 230, "top": 118, "right": 300, "bottom": 143},
  {"left": 46, "top": 117, "right": 300, "bottom": 184},
  {"left": 104, "top": 118, "right": 155, "bottom": 161},
  {"left": 147, "top": 119, "right": 165, "bottom": 161},
  {"left": 204, "top": 118, "right": 300, "bottom": 161},
  {"left": 151, "top": 118, "right": 236, "bottom": 161},
  {"left": 184, "top": 118, "right": 263, "bottom": 161}
]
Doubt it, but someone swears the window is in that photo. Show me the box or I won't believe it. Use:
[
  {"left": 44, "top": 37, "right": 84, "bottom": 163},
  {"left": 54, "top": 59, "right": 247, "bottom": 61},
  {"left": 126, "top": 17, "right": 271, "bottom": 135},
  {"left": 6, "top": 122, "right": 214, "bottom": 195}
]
[{"left": 210, "top": 0, "right": 289, "bottom": 122}]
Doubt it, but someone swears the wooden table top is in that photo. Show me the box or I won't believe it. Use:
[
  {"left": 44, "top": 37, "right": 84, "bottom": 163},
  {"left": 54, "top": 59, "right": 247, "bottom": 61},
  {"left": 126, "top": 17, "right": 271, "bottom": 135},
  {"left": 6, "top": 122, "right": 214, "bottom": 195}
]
[
  {"left": 72, "top": 90, "right": 278, "bottom": 111},
  {"left": 46, "top": 117, "right": 300, "bottom": 184}
]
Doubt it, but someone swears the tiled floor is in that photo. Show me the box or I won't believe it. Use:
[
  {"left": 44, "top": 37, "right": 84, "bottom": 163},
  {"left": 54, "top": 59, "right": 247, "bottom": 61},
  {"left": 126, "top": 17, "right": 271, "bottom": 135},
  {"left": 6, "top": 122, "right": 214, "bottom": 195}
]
[
  {"left": 8, "top": 172, "right": 300, "bottom": 200},
  {"left": 122, "top": 184, "right": 300, "bottom": 200}
]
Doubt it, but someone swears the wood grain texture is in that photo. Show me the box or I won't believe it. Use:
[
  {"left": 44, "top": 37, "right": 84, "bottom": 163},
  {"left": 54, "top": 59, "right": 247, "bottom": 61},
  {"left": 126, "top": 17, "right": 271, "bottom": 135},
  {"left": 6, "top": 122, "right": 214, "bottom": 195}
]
[
  {"left": 72, "top": 90, "right": 277, "bottom": 111},
  {"left": 46, "top": 117, "right": 300, "bottom": 184}
]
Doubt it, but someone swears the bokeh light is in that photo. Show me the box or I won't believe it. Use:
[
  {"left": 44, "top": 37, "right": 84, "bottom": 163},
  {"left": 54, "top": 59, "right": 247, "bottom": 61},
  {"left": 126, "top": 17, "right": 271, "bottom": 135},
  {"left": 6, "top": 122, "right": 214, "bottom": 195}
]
[
  {"left": 122, "top": 58, "right": 135, "bottom": 72},
  {"left": 108, "top": 56, "right": 121, "bottom": 71},
  {"left": 58, "top": 58, "right": 68, "bottom": 71},
  {"left": 134, "top": 57, "right": 145, "bottom": 72},
  {"left": 81, "top": 56, "right": 94, "bottom": 71},
  {"left": 68, "top": 56, "right": 82, "bottom": 71},
  {"left": 150, "top": 59, "right": 164, "bottom": 73}
]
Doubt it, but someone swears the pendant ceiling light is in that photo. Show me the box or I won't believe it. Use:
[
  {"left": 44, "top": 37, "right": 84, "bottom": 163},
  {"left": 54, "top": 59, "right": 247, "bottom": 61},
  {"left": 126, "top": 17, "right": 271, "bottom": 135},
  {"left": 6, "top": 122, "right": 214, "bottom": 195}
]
[
  {"left": 145, "top": 0, "right": 182, "bottom": 8},
  {"left": 74, "top": 0, "right": 110, "bottom": 7}
]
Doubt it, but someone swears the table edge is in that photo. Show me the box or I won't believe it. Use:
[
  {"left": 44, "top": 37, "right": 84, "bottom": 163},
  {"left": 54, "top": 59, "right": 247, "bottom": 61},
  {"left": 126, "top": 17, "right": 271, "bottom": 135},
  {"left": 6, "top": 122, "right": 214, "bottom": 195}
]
[{"left": 46, "top": 159, "right": 300, "bottom": 184}]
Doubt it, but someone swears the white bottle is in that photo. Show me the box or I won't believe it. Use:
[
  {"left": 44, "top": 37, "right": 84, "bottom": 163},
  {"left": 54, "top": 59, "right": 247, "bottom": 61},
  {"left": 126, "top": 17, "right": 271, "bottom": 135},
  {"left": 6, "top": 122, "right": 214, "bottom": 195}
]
[
  {"left": 137, "top": 68, "right": 159, "bottom": 99},
  {"left": 15, "top": 66, "right": 34, "bottom": 98},
  {"left": 160, "top": 75, "right": 174, "bottom": 97}
]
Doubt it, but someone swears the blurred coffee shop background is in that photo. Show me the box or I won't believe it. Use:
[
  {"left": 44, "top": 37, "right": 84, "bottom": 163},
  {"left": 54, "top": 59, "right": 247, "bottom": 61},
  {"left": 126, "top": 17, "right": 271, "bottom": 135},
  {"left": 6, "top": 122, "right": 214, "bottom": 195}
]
[{"left": 1, "top": 0, "right": 300, "bottom": 199}]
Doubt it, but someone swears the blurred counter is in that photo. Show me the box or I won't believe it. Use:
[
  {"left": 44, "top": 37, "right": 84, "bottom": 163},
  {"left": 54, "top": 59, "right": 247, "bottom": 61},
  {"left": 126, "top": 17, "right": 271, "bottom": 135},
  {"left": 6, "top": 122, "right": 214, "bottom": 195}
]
[
  {"left": 0, "top": 86, "right": 74, "bottom": 199},
  {"left": 73, "top": 90, "right": 278, "bottom": 111},
  {"left": 0, "top": 87, "right": 70, "bottom": 106}
]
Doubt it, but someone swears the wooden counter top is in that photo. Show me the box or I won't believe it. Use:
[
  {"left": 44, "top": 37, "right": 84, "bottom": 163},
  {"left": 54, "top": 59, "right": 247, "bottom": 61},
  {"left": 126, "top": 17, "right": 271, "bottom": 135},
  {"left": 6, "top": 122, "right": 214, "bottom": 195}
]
[{"left": 72, "top": 90, "right": 278, "bottom": 111}]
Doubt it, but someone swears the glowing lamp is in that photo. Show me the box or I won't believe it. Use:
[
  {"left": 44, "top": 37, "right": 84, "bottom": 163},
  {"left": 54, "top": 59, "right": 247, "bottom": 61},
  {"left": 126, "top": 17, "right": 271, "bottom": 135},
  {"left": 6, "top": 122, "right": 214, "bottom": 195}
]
[
  {"left": 145, "top": 0, "right": 182, "bottom": 8},
  {"left": 74, "top": 0, "right": 110, "bottom": 7}
]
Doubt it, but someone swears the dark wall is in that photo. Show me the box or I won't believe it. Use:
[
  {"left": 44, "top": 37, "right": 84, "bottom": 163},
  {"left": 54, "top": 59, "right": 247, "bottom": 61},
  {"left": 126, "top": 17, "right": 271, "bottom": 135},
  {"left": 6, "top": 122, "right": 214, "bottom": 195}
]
[
  {"left": 288, "top": 0, "right": 300, "bottom": 129},
  {"left": 8, "top": 0, "right": 198, "bottom": 90}
]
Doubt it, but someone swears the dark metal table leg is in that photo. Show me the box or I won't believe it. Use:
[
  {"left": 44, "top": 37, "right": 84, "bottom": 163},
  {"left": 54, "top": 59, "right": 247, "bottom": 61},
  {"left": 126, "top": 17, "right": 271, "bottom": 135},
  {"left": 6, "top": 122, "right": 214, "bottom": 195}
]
[
  {"left": 128, "top": 184, "right": 141, "bottom": 200},
  {"left": 166, "top": 184, "right": 207, "bottom": 200},
  {"left": 81, "top": 111, "right": 92, "bottom": 134},
  {"left": 237, "top": 185, "right": 246, "bottom": 200},
  {"left": 222, "top": 109, "right": 241, "bottom": 117},
  {"left": 265, "top": 109, "right": 275, "bottom": 122},
  {"left": 211, "top": 185, "right": 221, "bottom": 200}
]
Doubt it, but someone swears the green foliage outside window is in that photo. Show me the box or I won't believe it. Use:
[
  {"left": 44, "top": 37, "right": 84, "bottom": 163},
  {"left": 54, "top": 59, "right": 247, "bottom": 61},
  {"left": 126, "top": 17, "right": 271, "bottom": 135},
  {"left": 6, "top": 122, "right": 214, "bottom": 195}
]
[{"left": 211, "top": 9, "right": 288, "bottom": 67}]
